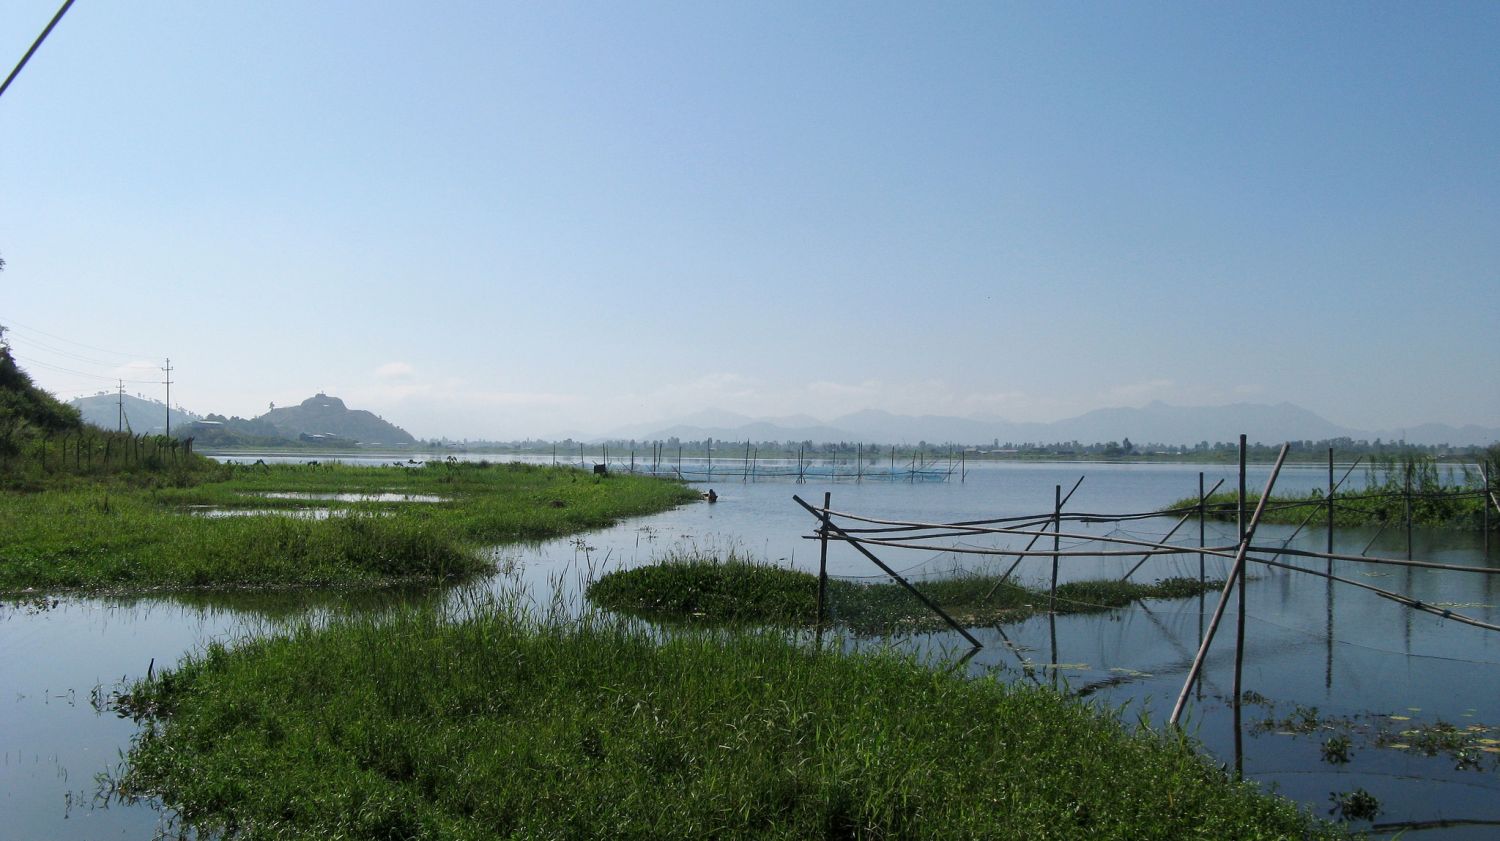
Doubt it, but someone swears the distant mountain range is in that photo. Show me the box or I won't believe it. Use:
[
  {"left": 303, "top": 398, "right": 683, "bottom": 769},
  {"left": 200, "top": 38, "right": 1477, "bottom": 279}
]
[{"left": 603, "top": 402, "right": 1500, "bottom": 448}]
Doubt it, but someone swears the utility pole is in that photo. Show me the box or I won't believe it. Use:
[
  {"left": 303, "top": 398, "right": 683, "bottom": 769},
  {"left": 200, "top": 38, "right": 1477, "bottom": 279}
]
[
  {"left": 162, "top": 358, "right": 173, "bottom": 438},
  {"left": 117, "top": 380, "right": 125, "bottom": 432}
]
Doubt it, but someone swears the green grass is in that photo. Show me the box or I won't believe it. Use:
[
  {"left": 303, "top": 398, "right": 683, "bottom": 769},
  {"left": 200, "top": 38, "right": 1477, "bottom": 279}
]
[
  {"left": 1171, "top": 488, "right": 1493, "bottom": 530},
  {"left": 586, "top": 552, "right": 1218, "bottom": 632},
  {"left": 115, "top": 600, "right": 1346, "bottom": 840},
  {"left": 0, "top": 462, "right": 698, "bottom": 592},
  {"left": 1168, "top": 454, "right": 1498, "bottom": 530}
]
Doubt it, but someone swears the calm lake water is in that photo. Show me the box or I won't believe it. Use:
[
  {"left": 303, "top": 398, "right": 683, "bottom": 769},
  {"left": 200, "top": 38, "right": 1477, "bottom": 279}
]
[{"left": 3, "top": 457, "right": 1496, "bottom": 838}]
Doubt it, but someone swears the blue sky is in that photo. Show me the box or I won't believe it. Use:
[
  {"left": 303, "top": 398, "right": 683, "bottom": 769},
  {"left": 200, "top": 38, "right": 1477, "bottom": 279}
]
[{"left": 2, "top": 1, "right": 1496, "bottom": 439}]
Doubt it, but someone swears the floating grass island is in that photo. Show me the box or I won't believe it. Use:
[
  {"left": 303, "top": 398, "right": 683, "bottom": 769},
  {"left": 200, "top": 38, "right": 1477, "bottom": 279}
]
[
  {"left": 586, "top": 552, "right": 1219, "bottom": 632},
  {"left": 0, "top": 461, "right": 698, "bottom": 592},
  {"left": 115, "top": 599, "right": 1347, "bottom": 840}
]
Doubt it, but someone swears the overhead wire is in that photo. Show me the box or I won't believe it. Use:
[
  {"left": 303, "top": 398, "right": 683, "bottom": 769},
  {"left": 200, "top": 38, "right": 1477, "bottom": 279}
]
[{"left": 1, "top": 319, "right": 156, "bottom": 360}]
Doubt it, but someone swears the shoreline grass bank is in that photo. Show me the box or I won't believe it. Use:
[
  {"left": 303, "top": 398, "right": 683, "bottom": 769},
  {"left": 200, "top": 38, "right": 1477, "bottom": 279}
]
[
  {"left": 116, "top": 601, "right": 1346, "bottom": 840},
  {"left": 585, "top": 552, "right": 1218, "bottom": 632},
  {"left": 0, "top": 462, "right": 697, "bottom": 593}
]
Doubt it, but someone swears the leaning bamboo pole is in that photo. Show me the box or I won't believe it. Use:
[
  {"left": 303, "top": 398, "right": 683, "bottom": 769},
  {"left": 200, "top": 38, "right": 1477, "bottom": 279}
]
[
  {"left": 1169, "top": 443, "right": 1290, "bottom": 727},
  {"left": 1251, "top": 556, "right": 1500, "bottom": 633}
]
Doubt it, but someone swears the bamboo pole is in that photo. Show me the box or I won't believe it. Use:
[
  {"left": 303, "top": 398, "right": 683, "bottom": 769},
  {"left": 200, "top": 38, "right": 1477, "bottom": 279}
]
[
  {"left": 1049, "top": 484, "right": 1060, "bottom": 613},
  {"left": 795, "top": 495, "right": 981, "bottom": 648},
  {"left": 816, "top": 491, "right": 831, "bottom": 626},
  {"left": 1405, "top": 463, "right": 1414, "bottom": 560},
  {"left": 992, "top": 476, "right": 1086, "bottom": 586},
  {"left": 1327, "top": 448, "right": 1336, "bottom": 576},
  {"left": 1482, "top": 463, "right": 1495, "bottom": 555},
  {"left": 1233, "top": 436, "right": 1247, "bottom": 717},
  {"left": 1253, "top": 556, "right": 1500, "bottom": 633},
  {"left": 1120, "top": 493, "right": 1218, "bottom": 582},
  {"left": 1198, "top": 472, "right": 1207, "bottom": 583},
  {"left": 1169, "top": 442, "right": 1290, "bottom": 727}
]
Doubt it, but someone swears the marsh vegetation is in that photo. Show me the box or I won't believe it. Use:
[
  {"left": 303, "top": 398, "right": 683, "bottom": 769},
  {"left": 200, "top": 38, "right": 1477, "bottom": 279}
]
[
  {"left": 0, "top": 461, "right": 697, "bottom": 592},
  {"left": 585, "top": 550, "right": 1219, "bottom": 632},
  {"left": 115, "top": 595, "right": 1347, "bottom": 840}
]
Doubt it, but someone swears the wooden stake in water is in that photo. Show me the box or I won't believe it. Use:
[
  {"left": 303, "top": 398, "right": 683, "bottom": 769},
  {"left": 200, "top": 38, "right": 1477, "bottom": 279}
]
[
  {"left": 1233, "top": 434, "right": 1247, "bottom": 775},
  {"left": 1198, "top": 472, "right": 1206, "bottom": 584},
  {"left": 1169, "top": 442, "right": 1290, "bottom": 728},
  {"left": 1405, "top": 462, "right": 1414, "bottom": 561},
  {"left": 816, "top": 491, "right": 831, "bottom": 626},
  {"left": 794, "top": 495, "right": 981, "bottom": 648},
  {"left": 1049, "top": 484, "right": 1061, "bottom": 613},
  {"left": 1327, "top": 448, "right": 1335, "bottom": 573},
  {"left": 1482, "top": 463, "right": 1492, "bottom": 556}
]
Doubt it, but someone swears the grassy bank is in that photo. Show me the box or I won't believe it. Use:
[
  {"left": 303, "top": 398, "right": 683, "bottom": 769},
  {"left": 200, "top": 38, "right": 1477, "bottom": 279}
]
[
  {"left": 585, "top": 552, "right": 1217, "bottom": 632},
  {"left": 0, "top": 462, "right": 697, "bottom": 592},
  {"left": 116, "top": 601, "right": 1344, "bottom": 840}
]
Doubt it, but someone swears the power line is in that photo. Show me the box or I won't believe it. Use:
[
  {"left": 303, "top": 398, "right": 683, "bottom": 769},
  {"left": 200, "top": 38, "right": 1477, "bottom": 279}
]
[
  {"left": 6, "top": 333, "right": 146, "bottom": 369},
  {"left": 2, "top": 320, "right": 156, "bottom": 360},
  {"left": 0, "top": 0, "right": 76, "bottom": 102},
  {"left": 10, "top": 353, "right": 159, "bottom": 384}
]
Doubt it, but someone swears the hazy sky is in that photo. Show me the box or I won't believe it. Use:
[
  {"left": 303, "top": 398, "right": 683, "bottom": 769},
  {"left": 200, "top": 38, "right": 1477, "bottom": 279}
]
[{"left": 3, "top": 2, "right": 1496, "bottom": 439}]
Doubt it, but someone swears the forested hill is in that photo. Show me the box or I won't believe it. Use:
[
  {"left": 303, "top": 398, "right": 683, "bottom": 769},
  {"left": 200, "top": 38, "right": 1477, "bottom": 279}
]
[
  {"left": 2, "top": 346, "right": 83, "bottom": 436},
  {"left": 259, "top": 393, "right": 416, "bottom": 445},
  {"left": 70, "top": 392, "right": 199, "bottom": 435}
]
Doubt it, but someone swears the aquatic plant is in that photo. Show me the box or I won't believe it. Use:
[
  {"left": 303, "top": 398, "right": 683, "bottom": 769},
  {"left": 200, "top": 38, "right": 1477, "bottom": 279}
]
[
  {"left": 115, "top": 599, "right": 1348, "bottom": 840},
  {"left": 1328, "top": 788, "right": 1380, "bottom": 822},
  {"left": 586, "top": 552, "right": 1219, "bottom": 632},
  {"left": 0, "top": 463, "right": 697, "bottom": 592}
]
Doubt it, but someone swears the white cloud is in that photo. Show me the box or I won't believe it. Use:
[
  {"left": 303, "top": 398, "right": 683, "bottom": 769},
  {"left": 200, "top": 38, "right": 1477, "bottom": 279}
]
[
  {"left": 1101, "top": 378, "right": 1176, "bottom": 404},
  {"left": 375, "top": 361, "right": 416, "bottom": 380}
]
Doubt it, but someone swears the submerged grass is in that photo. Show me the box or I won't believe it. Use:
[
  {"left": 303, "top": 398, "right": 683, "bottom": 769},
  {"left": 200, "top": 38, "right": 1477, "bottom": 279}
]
[
  {"left": 117, "top": 599, "right": 1346, "bottom": 840},
  {"left": 0, "top": 462, "right": 697, "bottom": 592},
  {"left": 586, "top": 552, "right": 1218, "bottom": 632}
]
